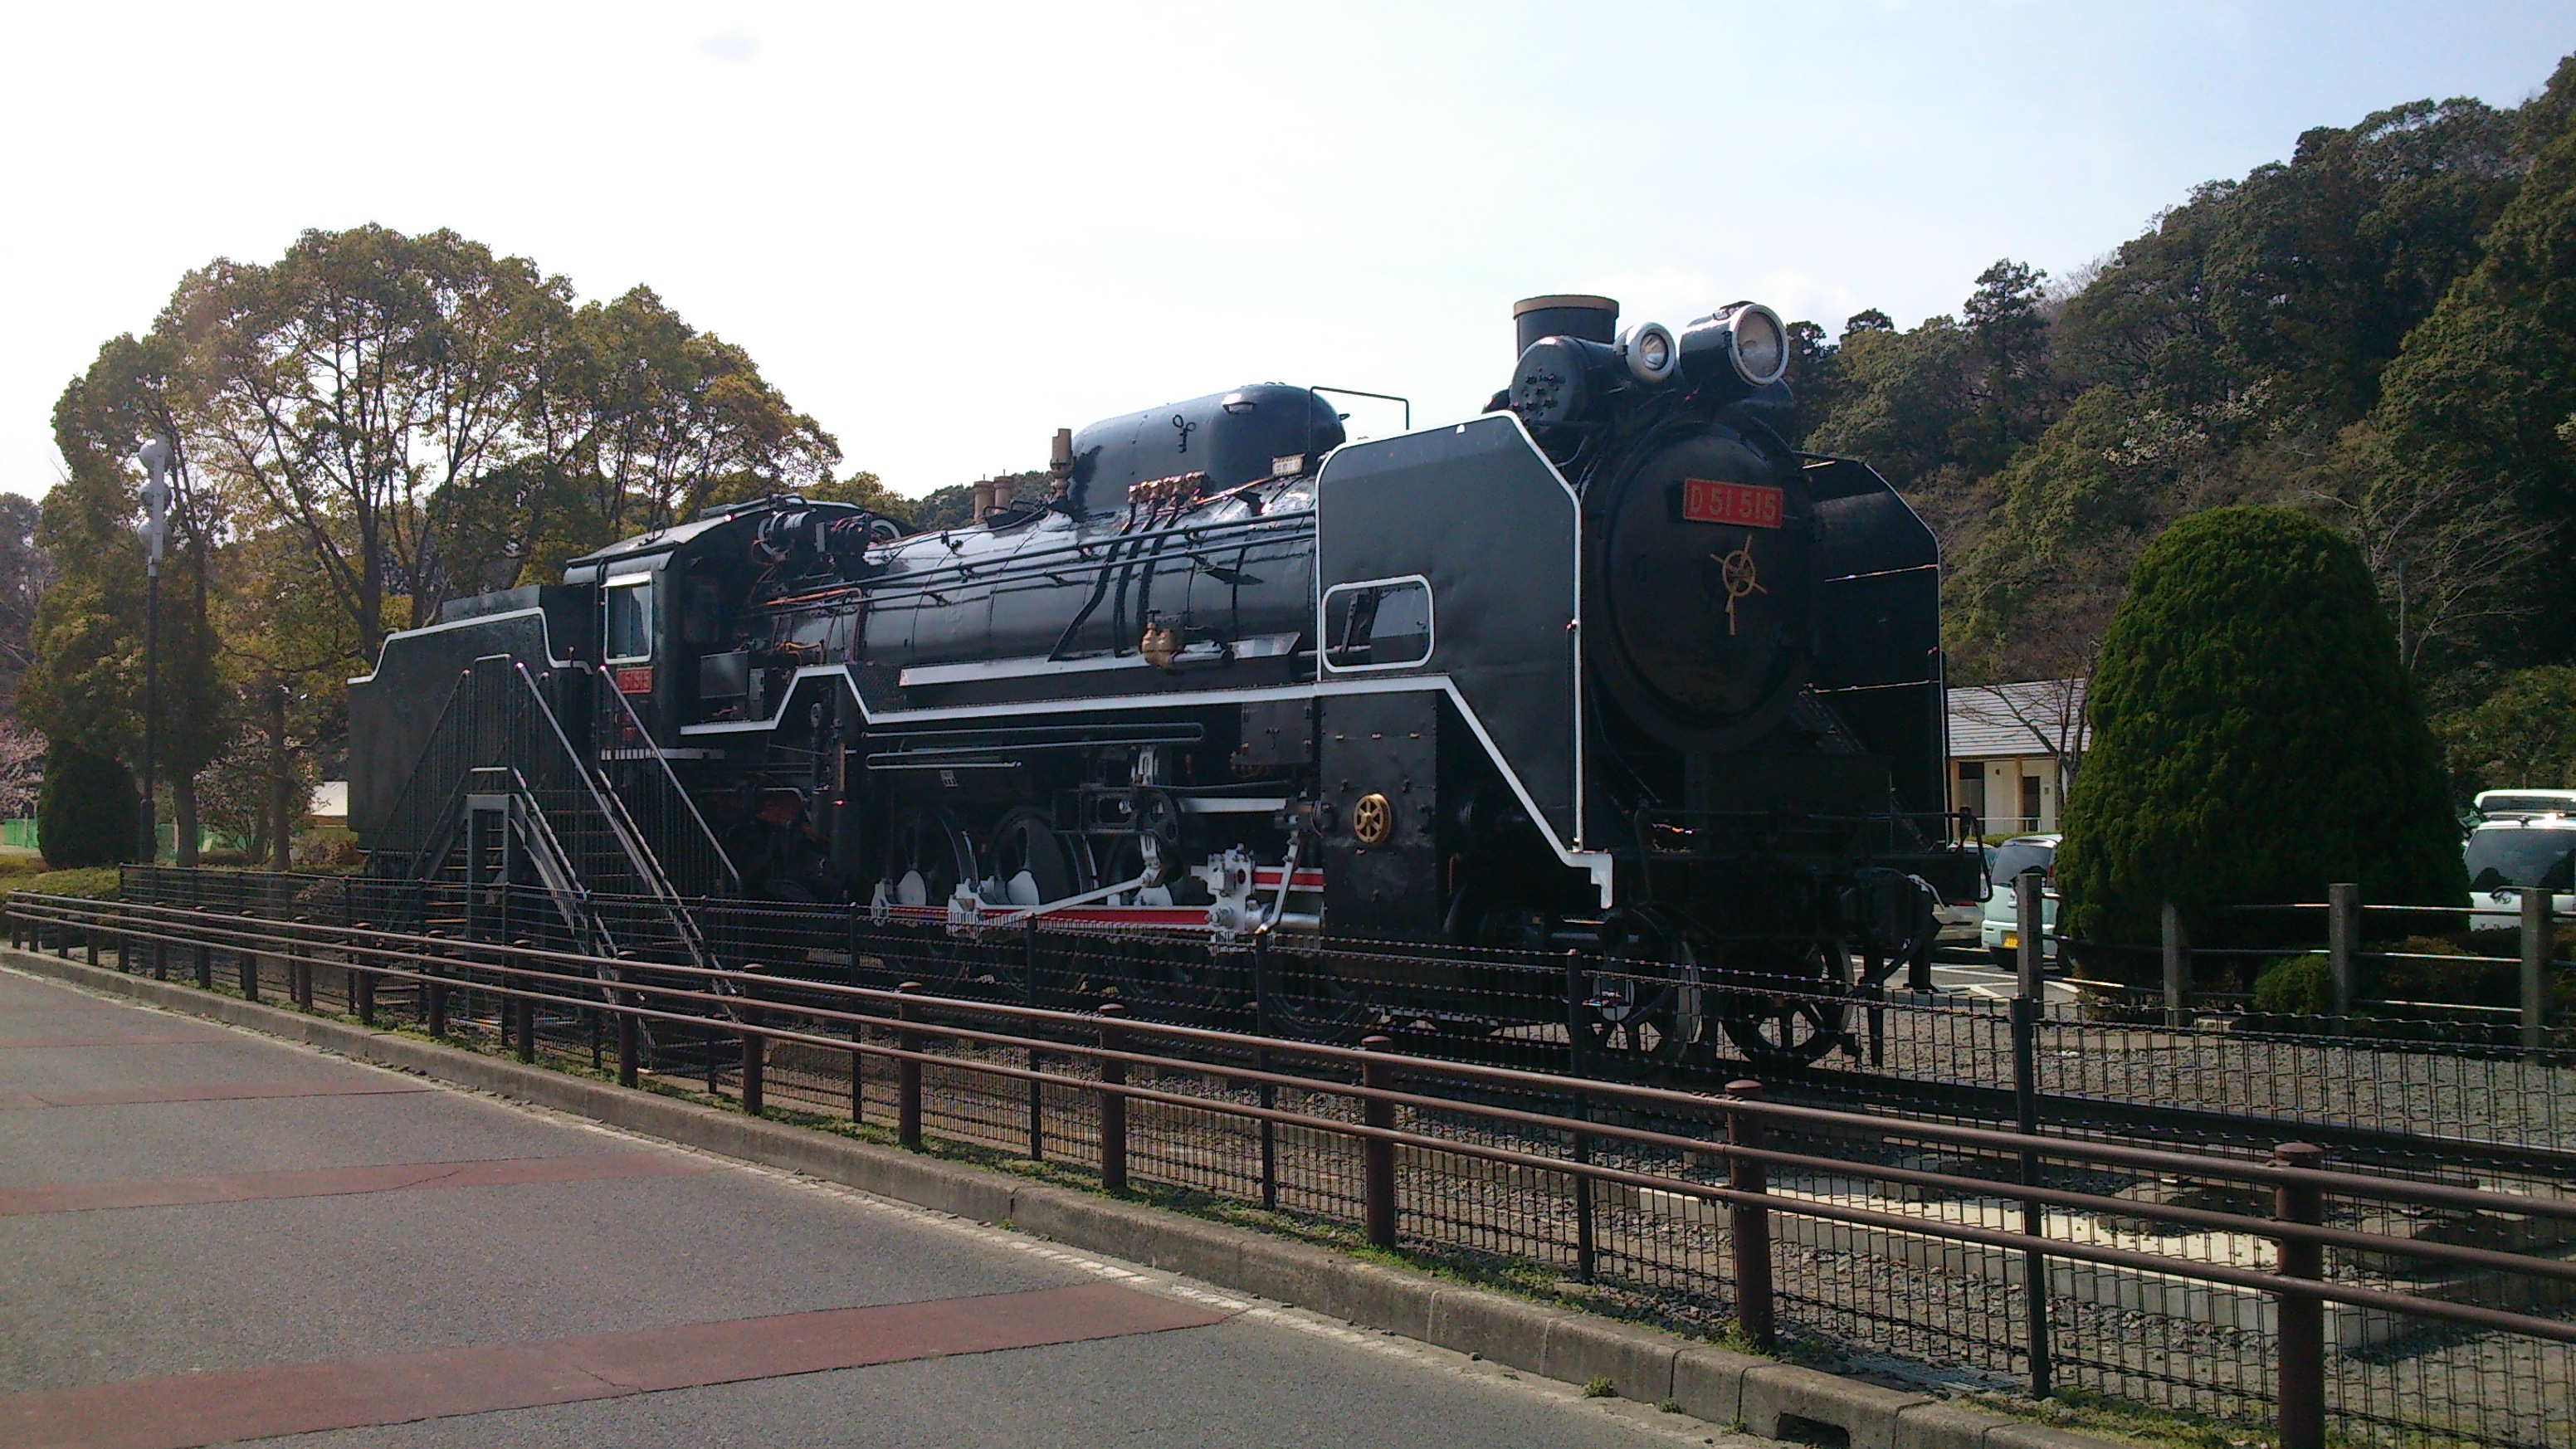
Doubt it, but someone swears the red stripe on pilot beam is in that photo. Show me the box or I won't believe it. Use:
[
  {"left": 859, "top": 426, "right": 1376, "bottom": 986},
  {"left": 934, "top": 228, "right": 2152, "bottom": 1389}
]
[
  {"left": 0, "top": 1281, "right": 1230, "bottom": 1449},
  {"left": 0, "top": 1150, "right": 704, "bottom": 1217},
  {"left": 0, "top": 1079, "right": 437, "bottom": 1111}
]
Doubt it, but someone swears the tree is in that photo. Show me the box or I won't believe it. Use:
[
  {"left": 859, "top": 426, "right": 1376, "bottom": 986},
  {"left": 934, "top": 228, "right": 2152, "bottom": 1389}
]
[
  {"left": 22, "top": 333, "right": 229, "bottom": 861},
  {"left": 797, "top": 470, "right": 912, "bottom": 524},
  {"left": 38, "top": 740, "right": 138, "bottom": 869},
  {"left": 2374, "top": 57, "right": 2576, "bottom": 666},
  {"left": 2311, "top": 424, "right": 2553, "bottom": 675},
  {"left": 2057, "top": 507, "right": 2464, "bottom": 952},
  {"left": 2437, "top": 666, "right": 2576, "bottom": 792},
  {"left": 0, "top": 494, "right": 52, "bottom": 693}
]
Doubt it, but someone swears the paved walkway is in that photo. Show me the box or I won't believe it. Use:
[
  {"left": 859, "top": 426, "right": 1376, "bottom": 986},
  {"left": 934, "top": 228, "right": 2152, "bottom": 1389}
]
[{"left": 0, "top": 964, "right": 1746, "bottom": 1448}]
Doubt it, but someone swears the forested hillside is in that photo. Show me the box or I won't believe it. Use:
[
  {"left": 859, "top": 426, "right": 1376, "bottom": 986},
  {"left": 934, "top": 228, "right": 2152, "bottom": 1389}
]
[{"left": 1783, "top": 55, "right": 2576, "bottom": 789}]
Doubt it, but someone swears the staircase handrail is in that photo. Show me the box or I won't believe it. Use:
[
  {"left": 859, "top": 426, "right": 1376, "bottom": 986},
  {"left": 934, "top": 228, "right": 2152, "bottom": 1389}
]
[{"left": 596, "top": 668, "right": 741, "bottom": 895}]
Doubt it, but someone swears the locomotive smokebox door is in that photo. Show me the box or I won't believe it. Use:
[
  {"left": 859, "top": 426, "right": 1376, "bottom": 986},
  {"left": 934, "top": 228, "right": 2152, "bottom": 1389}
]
[{"left": 1319, "top": 692, "right": 1441, "bottom": 935}]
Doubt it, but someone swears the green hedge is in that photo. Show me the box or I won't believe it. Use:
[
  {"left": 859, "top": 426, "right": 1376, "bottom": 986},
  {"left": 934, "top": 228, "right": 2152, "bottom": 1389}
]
[
  {"left": 37, "top": 743, "right": 138, "bottom": 870},
  {"left": 2060, "top": 507, "right": 2464, "bottom": 958}
]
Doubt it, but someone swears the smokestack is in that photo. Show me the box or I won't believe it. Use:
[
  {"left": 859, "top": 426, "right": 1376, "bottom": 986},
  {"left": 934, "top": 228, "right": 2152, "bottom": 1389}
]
[
  {"left": 972, "top": 478, "right": 995, "bottom": 522},
  {"left": 1514, "top": 295, "right": 1619, "bottom": 356}
]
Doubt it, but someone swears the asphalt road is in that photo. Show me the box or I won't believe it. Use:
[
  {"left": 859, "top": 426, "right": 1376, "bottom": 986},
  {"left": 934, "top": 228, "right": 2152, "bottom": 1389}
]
[{"left": 0, "top": 964, "right": 1759, "bottom": 1449}]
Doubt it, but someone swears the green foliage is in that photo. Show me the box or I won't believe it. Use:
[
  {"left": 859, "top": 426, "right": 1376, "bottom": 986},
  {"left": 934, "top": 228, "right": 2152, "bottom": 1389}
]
[
  {"left": 17, "top": 866, "right": 124, "bottom": 901},
  {"left": 2374, "top": 57, "right": 2576, "bottom": 666},
  {"left": 910, "top": 484, "right": 978, "bottom": 532},
  {"left": 802, "top": 471, "right": 914, "bottom": 524},
  {"left": 37, "top": 742, "right": 137, "bottom": 870},
  {"left": 1789, "top": 78, "right": 2553, "bottom": 690},
  {"left": 2250, "top": 955, "right": 2331, "bottom": 1015},
  {"left": 2058, "top": 507, "right": 2465, "bottom": 949},
  {"left": 2436, "top": 666, "right": 2576, "bottom": 790}
]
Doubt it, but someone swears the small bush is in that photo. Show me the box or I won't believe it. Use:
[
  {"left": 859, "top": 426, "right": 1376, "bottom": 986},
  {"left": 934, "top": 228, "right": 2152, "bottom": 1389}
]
[
  {"left": 2251, "top": 955, "right": 2330, "bottom": 1015},
  {"left": 18, "top": 866, "right": 123, "bottom": 900},
  {"left": 37, "top": 742, "right": 138, "bottom": 870},
  {"left": 1580, "top": 1376, "right": 1614, "bottom": 1398}
]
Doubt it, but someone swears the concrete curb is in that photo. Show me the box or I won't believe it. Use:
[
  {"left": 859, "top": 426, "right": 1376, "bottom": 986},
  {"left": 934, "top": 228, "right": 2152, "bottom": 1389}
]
[{"left": 4, "top": 947, "right": 2134, "bottom": 1449}]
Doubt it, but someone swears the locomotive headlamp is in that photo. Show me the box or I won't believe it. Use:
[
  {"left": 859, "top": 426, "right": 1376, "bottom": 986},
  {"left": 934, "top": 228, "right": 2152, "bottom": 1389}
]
[
  {"left": 1727, "top": 305, "right": 1788, "bottom": 388},
  {"left": 1620, "top": 322, "right": 1679, "bottom": 385}
]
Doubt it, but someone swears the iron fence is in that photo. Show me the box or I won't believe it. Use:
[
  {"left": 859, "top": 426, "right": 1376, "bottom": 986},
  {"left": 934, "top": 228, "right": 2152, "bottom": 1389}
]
[{"left": 9, "top": 887, "right": 2574, "bottom": 1449}]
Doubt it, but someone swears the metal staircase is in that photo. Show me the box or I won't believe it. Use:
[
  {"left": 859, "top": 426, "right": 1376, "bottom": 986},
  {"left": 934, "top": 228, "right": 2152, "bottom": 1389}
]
[{"left": 370, "top": 655, "right": 734, "bottom": 973}]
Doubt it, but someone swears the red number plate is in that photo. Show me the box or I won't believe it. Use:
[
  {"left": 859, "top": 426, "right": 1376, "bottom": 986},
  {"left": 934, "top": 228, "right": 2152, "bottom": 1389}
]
[
  {"left": 1683, "top": 478, "right": 1783, "bottom": 529},
  {"left": 612, "top": 666, "right": 655, "bottom": 695}
]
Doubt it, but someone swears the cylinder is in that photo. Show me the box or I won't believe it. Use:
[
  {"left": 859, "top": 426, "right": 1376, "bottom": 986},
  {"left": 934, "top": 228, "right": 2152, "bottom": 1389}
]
[{"left": 1514, "top": 294, "right": 1618, "bottom": 356}]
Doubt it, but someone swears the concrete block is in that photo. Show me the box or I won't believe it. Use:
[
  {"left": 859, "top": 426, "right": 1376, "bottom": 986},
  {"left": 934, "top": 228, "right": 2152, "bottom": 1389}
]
[
  {"left": 1984, "top": 1422, "right": 2119, "bottom": 1449},
  {"left": 1423, "top": 1286, "right": 1559, "bottom": 1375},
  {"left": 1540, "top": 1314, "right": 1679, "bottom": 1403},
  {"left": 1225, "top": 1235, "right": 1357, "bottom": 1315},
  {"left": 1307, "top": 1257, "right": 1438, "bottom": 1342},
  {"left": 1669, "top": 1345, "right": 1760, "bottom": 1426},
  {"left": 1741, "top": 1363, "right": 1934, "bottom": 1449},
  {"left": 1893, "top": 1400, "right": 2016, "bottom": 1449}
]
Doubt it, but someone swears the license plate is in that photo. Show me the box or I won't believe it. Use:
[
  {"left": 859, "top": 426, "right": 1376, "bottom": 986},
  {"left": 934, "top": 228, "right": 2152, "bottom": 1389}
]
[
  {"left": 1683, "top": 478, "right": 1783, "bottom": 529},
  {"left": 2000, "top": 932, "right": 2018, "bottom": 950},
  {"left": 613, "top": 666, "right": 655, "bottom": 695}
]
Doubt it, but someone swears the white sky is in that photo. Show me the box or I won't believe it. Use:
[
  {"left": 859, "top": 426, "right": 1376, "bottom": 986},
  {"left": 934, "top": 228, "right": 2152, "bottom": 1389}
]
[{"left": 2, "top": 2, "right": 2567, "bottom": 499}]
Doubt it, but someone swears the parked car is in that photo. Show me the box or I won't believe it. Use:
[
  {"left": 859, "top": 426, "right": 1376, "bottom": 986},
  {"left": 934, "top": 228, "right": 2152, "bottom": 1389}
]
[
  {"left": 1934, "top": 844, "right": 1996, "bottom": 937},
  {"left": 1978, "top": 834, "right": 2060, "bottom": 970},
  {"left": 2465, "top": 793, "right": 2576, "bottom": 930}
]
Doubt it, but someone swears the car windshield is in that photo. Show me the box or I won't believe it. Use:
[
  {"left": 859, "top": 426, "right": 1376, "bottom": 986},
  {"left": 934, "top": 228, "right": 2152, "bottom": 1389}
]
[
  {"left": 2465, "top": 827, "right": 2576, "bottom": 889},
  {"left": 1992, "top": 840, "right": 2054, "bottom": 885}
]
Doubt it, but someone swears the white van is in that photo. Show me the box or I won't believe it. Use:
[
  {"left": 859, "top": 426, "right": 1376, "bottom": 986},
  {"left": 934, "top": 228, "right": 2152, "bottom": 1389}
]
[
  {"left": 1978, "top": 834, "right": 2060, "bottom": 970},
  {"left": 2466, "top": 792, "right": 2576, "bottom": 930}
]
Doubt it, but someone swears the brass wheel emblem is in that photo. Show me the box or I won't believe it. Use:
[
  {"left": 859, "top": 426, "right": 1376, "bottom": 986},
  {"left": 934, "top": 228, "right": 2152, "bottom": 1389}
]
[
  {"left": 1714, "top": 536, "right": 1767, "bottom": 637},
  {"left": 1352, "top": 792, "right": 1394, "bottom": 846}
]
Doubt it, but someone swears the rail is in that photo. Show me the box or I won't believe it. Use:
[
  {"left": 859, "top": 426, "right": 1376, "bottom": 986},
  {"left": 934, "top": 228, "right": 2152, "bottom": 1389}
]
[{"left": 7, "top": 890, "right": 2572, "bottom": 1449}]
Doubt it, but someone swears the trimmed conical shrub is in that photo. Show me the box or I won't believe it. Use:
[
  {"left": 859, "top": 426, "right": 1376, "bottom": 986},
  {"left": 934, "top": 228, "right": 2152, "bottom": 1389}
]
[
  {"left": 2058, "top": 506, "right": 2463, "bottom": 951},
  {"left": 37, "top": 740, "right": 138, "bottom": 870}
]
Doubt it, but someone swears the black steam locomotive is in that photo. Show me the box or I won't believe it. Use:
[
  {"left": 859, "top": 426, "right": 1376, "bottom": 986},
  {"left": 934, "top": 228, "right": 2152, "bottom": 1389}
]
[{"left": 349, "top": 294, "right": 1973, "bottom": 1065}]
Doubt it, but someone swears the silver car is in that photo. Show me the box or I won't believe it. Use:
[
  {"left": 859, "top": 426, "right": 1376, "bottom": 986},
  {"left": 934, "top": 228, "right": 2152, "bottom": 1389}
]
[{"left": 1978, "top": 834, "right": 2060, "bottom": 970}]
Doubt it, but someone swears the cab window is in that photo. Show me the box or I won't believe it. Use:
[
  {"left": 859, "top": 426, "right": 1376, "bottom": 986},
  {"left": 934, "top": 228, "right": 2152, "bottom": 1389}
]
[
  {"left": 1322, "top": 578, "right": 1432, "bottom": 671},
  {"left": 606, "top": 578, "right": 655, "bottom": 662}
]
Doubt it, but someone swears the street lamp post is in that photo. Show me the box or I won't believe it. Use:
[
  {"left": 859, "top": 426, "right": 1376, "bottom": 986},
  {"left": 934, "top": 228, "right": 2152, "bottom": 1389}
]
[{"left": 135, "top": 439, "right": 171, "bottom": 864}]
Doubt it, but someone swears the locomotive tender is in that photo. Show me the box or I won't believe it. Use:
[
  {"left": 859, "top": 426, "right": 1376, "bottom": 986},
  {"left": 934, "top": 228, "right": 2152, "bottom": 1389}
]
[{"left": 350, "top": 294, "right": 1973, "bottom": 1064}]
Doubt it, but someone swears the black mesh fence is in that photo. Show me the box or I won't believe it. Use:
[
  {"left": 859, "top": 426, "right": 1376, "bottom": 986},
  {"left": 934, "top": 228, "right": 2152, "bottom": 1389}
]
[{"left": 36, "top": 871, "right": 2568, "bottom": 1448}]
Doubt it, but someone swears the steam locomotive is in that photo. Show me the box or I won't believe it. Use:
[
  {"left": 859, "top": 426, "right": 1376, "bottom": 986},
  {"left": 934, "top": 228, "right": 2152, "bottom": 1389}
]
[{"left": 349, "top": 294, "right": 1974, "bottom": 1065}]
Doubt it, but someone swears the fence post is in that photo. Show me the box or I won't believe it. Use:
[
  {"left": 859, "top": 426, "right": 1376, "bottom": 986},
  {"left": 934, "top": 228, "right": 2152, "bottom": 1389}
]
[
  {"left": 84, "top": 915, "right": 97, "bottom": 966},
  {"left": 740, "top": 1024, "right": 765, "bottom": 1117},
  {"left": 1025, "top": 921, "right": 1045, "bottom": 1163},
  {"left": 1097, "top": 1002, "right": 1128, "bottom": 1192},
  {"left": 2012, "top": 867, "right": 2052, "bottom": 1400},
  {"left": 2161, "top": 902, "right": 2191, "bottom": 1029},
  {"left": 2327, "top": 882, "right": 2359, "bottom": 1031},
  {"left": 1361, "top": 1034, "right": 1398, "bottom": 1250},
  {"left": 236, "top": 910, "right": 260, "bottom": 1001},
  {"left": 511, "top": 939, "right": 536, "bottom": 1063},
  {"left": 1725, "top": 1081, "right": 1775, "bottom": 1354},
  {"left": 290, "top": 916, "right": 313, "bottom": 1009},
  {"left": 1253, "top": 931, "right": 1279, "bottom": 1212},
  {"left": 422, "top": 931, "right": 448, "bottom": 1038},
  {"left": 352, "top": 921, "right": 376, "bottom": 1025},
  {"left": 1570, "top": 1089, "right": 1596, "bottom": 1283},
  {"left": 616, "top": 1000, "right": 639, "bottom": 1087},
  {"left": 193, "top": 907, "right": 212, "bottom": 989},
  {"left": 897, "top": 982, "right": 925, "bottom": 1151},
  {"left": 2522, "top": 889, "right": 2553, "bottom": 1051},
  {"left": 2271, "top": 1143, "right": 2328, "bottom": 1449}
]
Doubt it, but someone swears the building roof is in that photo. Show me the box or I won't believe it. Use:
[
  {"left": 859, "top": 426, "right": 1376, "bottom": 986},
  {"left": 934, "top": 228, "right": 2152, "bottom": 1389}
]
[{"left": 1948, "top": 679, "right": 2089, "bottom": 760}]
